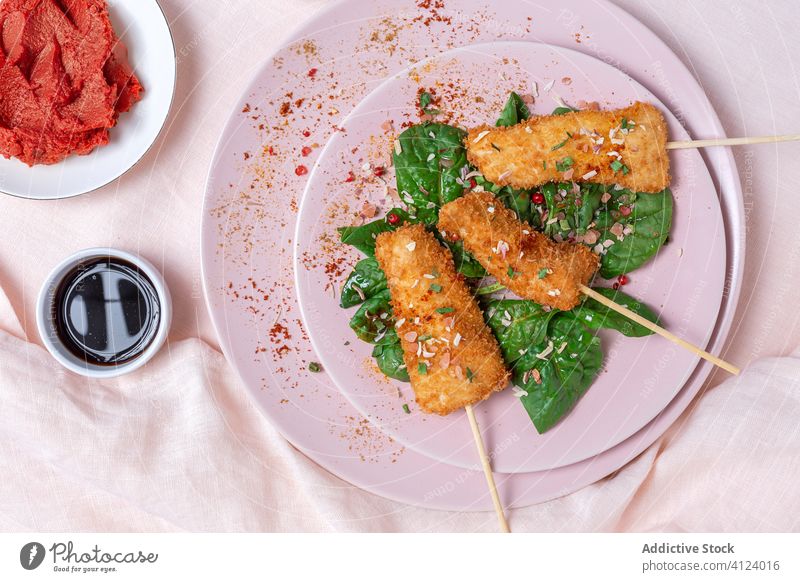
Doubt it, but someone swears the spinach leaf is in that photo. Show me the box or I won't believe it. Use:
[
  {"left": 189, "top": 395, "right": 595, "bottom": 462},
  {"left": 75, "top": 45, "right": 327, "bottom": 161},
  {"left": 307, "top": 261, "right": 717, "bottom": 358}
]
[
  {"left": 496, "top": 186, "right": 539, "bottom": 226},
  {"left": 552, "top": 106, "right": 577, "bottom": 115},
  {"left": 485, "top": 300, "right": 556, "bottom": 363},
  {"left": 535, "top": 182, "right": 671, "bottom": 277},
  {"left": 340, "top": 257, "right": 388, "bottom": 308},
  {"left": 570, "top": 287, "right": 658, "bottom": 337},
  {"left": 540, "top": 182, "right": 603, "bottom": 238},
  {"left": 446, "top": 239, "right": 486, "bottom": 278},
  {"left": 474, "top": 174, "right": 538, "bottom": 226},
  {"left": 575, "top": 184, "right": 604, "bottom": 232},
  {"left": 393, "top": 123, "right": 468, "bottom": 224},
  {"left": 337, "top": 208, "right": 411, "bottom": 256},
  {"left": 340, "top": 265, "right": 408, "bottom": 380},
  {"left": 349, "top": 289, "right": 393, "bottom": 344},
  {"left": 483, "top": 295, "right": 604, "bottom": 433},
  {"left": 371, "top": 328, "right": 409, "bottom": 382},
  {"left": 540, "top": 182, "right": 562, "bottom": 237},
  {"left": 496, "top": 92, "right": 531, "bottom": 127},
  {"left": 593, "top": 187, "right": 673, "bottom": 278},
  {"left": 513, "top": 314, "right": 603, "bottom": 433}
]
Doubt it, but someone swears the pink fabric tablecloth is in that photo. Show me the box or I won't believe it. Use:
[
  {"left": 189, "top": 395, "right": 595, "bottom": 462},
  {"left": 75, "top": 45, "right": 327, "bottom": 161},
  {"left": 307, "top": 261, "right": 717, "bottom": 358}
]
[{"left": 1, "top": 0, "right": 799, "bottom": 532}]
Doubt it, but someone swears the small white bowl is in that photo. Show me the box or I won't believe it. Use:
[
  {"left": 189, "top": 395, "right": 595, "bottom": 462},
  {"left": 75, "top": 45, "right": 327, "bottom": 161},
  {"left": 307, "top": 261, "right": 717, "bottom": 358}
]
[{"left": 36, "top": 248, "right": 172, "bottom": 378}]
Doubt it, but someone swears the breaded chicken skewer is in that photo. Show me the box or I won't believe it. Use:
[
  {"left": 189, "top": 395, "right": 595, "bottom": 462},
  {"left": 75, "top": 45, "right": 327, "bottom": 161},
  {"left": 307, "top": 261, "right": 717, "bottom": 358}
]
[
  {"left": 375, "top": 224, "right": 509, "bottom": 415},
  {"left": 437, "top": 192, "right": 740, "bottom": 374},
  {"left": 466, "top": 102, "right": 670, "bottom": 193},
  {"left": 375, "top": 224, "right": 511, "bottom": 531},
  {"left": 439, "top": 190, "right": 599, "bottom": 310}
]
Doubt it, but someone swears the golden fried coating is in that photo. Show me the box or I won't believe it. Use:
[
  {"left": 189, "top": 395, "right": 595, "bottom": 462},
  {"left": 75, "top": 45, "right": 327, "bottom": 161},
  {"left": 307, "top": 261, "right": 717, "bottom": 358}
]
[
  {"left": 438, "top": 191, "right": 599, "bottom": 310},
  {"left": 375, "top": 224, "right": 509, "bottom": 415},
  {"left": 466, "top": 102, "right": 670, "bottom": 193}
]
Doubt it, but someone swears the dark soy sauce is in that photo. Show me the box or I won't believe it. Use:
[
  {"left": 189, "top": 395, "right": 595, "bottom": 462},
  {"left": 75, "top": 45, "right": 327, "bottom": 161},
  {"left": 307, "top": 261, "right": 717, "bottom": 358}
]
[{"left": 54, "top": 257, "right": 161, "bottom": 366}]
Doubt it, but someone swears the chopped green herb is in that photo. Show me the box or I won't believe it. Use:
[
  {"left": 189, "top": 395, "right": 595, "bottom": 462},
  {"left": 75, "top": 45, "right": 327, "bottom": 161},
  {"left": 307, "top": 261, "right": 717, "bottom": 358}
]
[
  {"left": 418, "top": 334, "right": 432, "bottom": 341},
  {"left": 537, "top": 268, "right": 549, "bottom": 280},
  {"left": 419, "top": 91, "right": 441, "bottom": 117},
  {"left": 436, "top": 307, "right": 455, "bottom": 314},
  {"left": 543, "top": 160, "right": 547, "bottom": 170},
  {"left": 550, "top": 137, "right": 569, "bottom": 151},
  {"left": 419, "top": 91, "right": 432, "bottom": 110},
  {"left": 466, "top": 368, "right": 475, "bottom": 382},
  {"left": 308, "top": 362, "right": 321, "bottom": 373},
  {"left": 491, "top": 143, "right": 501, "bottom": 152},
  {"left": 418, "top": 91, "right": 441, "bottom": 116},
  {"left": 610, "top": 159, "right": 623, "bottom": 173},
  {"left": 418, "top": 363, "right": 428, "bottom": 375},
  {"left": 402, "top": 403, "right": 411, "bottom": 414},
  {"left": 622, "top": 164, "right": 630, "bottom": 175},
  {"left": 475, "top": 282, "right": 506, "bottom": 295},
  {"left": 430, "top": 283, "right": 443, "bottom": 293},
  {"left": 566, "top": 131, "right": 573, "bottom": 138},
  {"left": 552, "top": 106, "right": 576, "bottom": 115},
  {"left": 556, "top": 157, "right": 574, "bottom": 172},
  {"left": 507, "top": 266, "right": 518, "bottom": 279},
  {"left": 621, "top": 117, "right": 631, "bottom": 130}
]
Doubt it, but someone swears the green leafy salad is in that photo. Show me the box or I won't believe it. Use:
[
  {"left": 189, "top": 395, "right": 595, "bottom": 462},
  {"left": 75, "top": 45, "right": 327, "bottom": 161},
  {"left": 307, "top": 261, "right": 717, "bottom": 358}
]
[{"left": 337, "top": 92, "right": 671, "bottom": 433}]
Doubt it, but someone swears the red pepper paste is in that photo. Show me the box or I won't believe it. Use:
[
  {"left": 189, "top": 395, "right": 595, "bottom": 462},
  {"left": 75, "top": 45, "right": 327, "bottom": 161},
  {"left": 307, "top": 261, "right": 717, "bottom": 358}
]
[{"left": 0, "top": 0, "right": 144, "bottom": 166}]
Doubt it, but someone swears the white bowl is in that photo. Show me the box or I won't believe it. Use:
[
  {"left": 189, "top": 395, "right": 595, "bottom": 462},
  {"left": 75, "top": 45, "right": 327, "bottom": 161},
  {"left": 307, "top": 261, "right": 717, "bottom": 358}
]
[
  {"left": 36, "top": 248, "right": 172, "bottom": 378},
  {"left": 0, "top": 0, "right": 176, "bottom": 199}
]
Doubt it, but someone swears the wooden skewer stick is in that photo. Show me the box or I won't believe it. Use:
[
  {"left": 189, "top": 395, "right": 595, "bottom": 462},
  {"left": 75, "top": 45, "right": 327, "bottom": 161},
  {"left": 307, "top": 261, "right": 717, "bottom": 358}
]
[
  {"left": 666, "top": 134, "right": 800, "bottom": 150},
  {"left": 465, "top": 404, "right": 510, "bottom": 533},
  {"left": 579, "top": 285, "right": 740, "bottom": 375}
]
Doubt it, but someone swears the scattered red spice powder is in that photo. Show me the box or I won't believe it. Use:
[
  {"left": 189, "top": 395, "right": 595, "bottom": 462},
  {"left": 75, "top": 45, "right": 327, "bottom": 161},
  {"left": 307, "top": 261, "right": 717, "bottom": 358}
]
[
  {"left": 324, "top": 257, "right": 348, "bottom": 280},
  {"left": 270, "top": 323, "right": 291, "bottom": 341},
  {"left": 413, "top": 0, "right": 451, "bottom": 26}
]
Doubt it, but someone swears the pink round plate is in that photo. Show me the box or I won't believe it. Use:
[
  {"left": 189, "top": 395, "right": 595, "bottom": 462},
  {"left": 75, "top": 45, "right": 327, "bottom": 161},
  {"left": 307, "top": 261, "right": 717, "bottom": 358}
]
[
  {"left": 294, "top": 41, "right": 726, "bottom": 473},
  {"left": 201, "top": 0, "right": 744, "bottom": 510}
]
